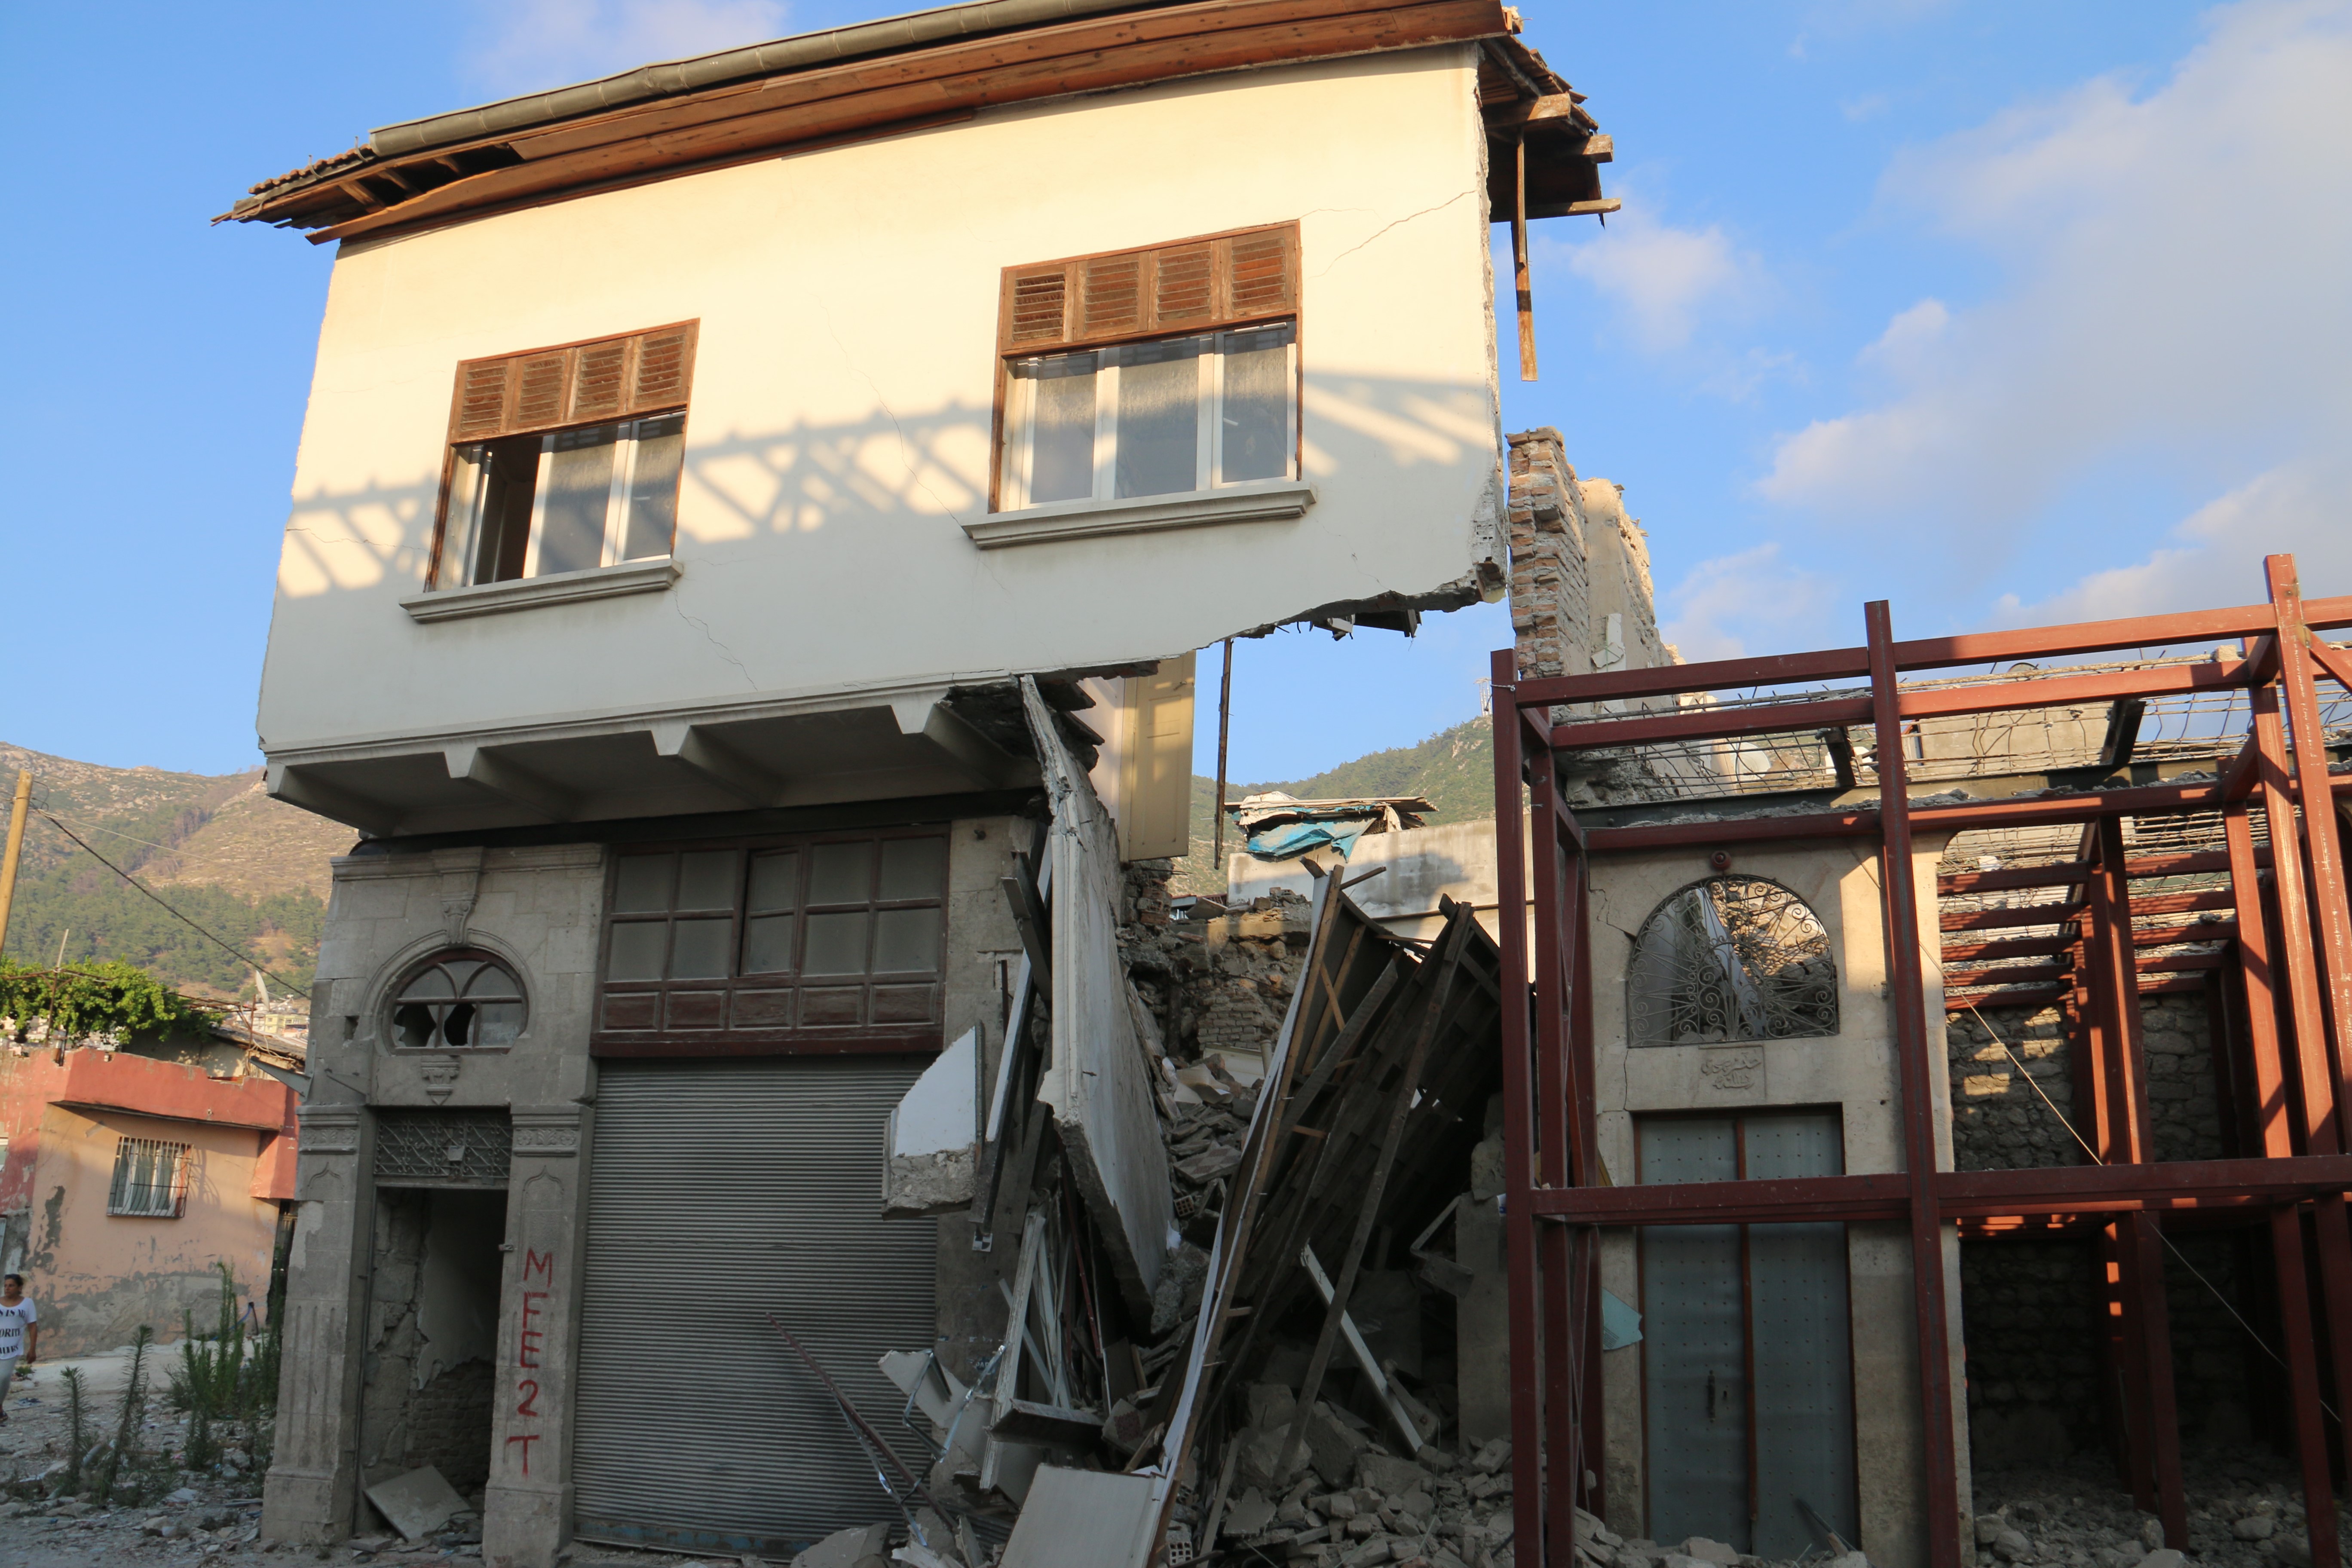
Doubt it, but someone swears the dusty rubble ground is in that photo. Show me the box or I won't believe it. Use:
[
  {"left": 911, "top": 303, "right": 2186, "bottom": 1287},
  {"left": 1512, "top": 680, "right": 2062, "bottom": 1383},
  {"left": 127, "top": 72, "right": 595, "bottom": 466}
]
[{"left": 1970, "top": 1452, "right": 2346, "bottom": 1568}]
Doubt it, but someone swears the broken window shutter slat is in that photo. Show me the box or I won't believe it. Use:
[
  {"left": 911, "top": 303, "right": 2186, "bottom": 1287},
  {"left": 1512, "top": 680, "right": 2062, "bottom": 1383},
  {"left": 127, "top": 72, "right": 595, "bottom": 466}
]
[{"left": 628, "top": 325, "right": 695, "bottom": 413}]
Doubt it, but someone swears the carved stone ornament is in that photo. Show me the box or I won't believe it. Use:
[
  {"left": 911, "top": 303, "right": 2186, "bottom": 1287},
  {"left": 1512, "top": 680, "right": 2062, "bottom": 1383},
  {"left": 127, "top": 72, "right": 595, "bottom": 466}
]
[
  {"left": 510, "top": 1107, "right": 583, "bottom": 1158},
  {"left": 419, "top": 1054, "right": 462, "bottom": 1103},
  {"left": 299, "top": 1107, "right": 363, "bottom": 1156},
  {"left": 1699, "top": 1045, "right": 1765, "bottom": 1093}
]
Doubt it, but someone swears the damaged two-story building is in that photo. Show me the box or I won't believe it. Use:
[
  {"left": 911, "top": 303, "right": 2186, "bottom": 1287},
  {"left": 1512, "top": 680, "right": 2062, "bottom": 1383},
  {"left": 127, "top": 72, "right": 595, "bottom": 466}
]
[{"left": 222, "top": 2, "right": 1614, "bottom": 1561}]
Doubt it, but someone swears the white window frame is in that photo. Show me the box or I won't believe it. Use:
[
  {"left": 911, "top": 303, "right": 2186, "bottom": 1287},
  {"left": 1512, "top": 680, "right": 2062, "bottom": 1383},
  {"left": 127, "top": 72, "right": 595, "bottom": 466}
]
[
  {"left": 447, "top": 414, "right": 680, "bottom": 586},
  {"left": 107, "top": 1136, "right": 190, "bottom": 1219},
  {"left": 1000, "top": 325, "right": 1298, "bottom": 513}
]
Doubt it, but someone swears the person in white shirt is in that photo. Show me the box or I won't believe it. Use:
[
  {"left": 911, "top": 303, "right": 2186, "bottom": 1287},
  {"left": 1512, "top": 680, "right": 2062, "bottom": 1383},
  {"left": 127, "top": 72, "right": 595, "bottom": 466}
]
[{"left": 0, "top": 1274, "right": 36, "bottom": 1421}]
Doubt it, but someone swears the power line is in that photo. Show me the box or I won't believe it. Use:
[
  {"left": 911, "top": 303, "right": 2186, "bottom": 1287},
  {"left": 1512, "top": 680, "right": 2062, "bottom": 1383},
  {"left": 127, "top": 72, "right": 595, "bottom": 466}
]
[{"left": 29, "top": 811, "right": 312, "bottom": 999}]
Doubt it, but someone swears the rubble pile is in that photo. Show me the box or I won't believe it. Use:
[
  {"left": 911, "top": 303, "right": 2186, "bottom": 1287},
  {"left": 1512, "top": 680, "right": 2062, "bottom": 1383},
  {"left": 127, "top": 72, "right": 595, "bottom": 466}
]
[
  {"left": 1972, "top": 1455, "right": 2344, "bottom": 1568},
  {"left": 1194, "top": 1425, "right": 1521, "bottom": 1568}
]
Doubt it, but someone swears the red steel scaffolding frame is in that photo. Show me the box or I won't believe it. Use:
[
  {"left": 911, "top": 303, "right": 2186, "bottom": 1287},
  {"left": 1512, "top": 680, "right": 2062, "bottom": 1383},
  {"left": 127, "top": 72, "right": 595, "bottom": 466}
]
[{"left": 1489, "top": 555, "right": 2352, "bottom": 1568}]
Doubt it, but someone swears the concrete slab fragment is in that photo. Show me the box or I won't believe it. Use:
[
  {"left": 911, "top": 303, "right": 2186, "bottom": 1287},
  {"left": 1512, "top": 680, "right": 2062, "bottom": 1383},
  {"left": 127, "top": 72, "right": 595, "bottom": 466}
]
[{"left": 363, "top": 1464, "right": 466, "bottom": 1541}]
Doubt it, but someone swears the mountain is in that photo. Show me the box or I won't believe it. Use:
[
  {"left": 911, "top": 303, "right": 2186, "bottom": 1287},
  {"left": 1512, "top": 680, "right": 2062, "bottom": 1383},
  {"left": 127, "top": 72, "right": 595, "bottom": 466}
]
[
  {"left": 1172, "top": 715, "right": 1494, "bottom": 894},
  {"left": 0, "top": 710, "right": 1500, "bottom": 984},
  {"left": 0, "top": 744, "right": 354, "bottom": 998}
]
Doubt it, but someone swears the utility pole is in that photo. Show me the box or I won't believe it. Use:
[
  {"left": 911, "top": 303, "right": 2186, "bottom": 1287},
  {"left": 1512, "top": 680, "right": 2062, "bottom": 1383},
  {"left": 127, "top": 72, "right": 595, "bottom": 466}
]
[{"left": 0, "top": 771, "right": 30, "bottom": 960}]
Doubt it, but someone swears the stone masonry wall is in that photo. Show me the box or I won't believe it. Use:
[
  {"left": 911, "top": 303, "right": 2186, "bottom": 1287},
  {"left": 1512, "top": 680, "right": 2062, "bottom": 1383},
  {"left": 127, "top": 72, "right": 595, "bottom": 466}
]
[
  {"left": 1948, "top": 996, "right": 2222, "bottom": 1172},
  {"left": 1951, "top": 992, "right": 2254, "bottom": 1471}
]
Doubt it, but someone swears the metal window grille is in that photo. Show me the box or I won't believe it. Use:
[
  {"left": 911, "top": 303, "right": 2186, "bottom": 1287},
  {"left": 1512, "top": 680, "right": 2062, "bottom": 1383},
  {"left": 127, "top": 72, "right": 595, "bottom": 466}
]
[
  {"left": 1628, "top": 876, "right": 1839, "bottom": 1046},
  {"left": 108, "top": 1136, "right": 190, "bottom": 1217},
  {"left": 374, "top": 1109, "right": 513, "bottom": 1185}
]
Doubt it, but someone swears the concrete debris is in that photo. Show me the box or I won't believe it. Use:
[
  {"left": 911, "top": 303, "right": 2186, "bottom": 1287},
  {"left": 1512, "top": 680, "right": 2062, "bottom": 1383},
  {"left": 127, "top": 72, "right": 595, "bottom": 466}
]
[
  {"left": 360, "top": 1463, "right": 468, "bottom": 1542},
  {"left": 789, "top": 1522, "right": 893, "bottom": 1568}
]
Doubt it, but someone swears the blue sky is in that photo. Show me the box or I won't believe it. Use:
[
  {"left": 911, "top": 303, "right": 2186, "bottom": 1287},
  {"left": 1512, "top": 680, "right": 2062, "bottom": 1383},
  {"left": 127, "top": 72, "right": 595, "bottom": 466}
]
[{"left": 4, "top": 1, "right": 2346, "bottom": 786}]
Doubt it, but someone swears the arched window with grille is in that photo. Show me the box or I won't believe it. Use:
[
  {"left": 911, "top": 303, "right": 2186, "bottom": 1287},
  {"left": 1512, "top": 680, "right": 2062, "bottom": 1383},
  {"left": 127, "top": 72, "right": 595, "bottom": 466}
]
[
  {"left": 389, "top": 951, "right": 527, "bottom": 1050},
  {"left": 1627, "top": 876, "right": 1838, "bottom": 1046}
]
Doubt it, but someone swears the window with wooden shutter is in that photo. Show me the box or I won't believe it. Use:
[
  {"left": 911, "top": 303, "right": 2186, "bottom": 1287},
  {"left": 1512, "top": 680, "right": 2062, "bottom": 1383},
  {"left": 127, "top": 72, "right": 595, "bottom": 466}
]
[
  {"left": 430, "top": 322, "right": 699, "bottom": 591},
  {"left": 995, "top": 224, "right": 1298, "bottom": 354},
  {"left": 994, "top": 225, "right": 1301, "bottom": 514}
]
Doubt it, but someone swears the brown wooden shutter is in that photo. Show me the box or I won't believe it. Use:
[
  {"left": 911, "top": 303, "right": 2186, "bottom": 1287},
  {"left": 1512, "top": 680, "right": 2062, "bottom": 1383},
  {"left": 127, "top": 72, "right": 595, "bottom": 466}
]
[
  {"left": 1153, "top": 242, "right": 1215, "bottom": 328},
  {"left": 628, "top": 326, "right": 695, "bottom": 413},
  {"left": 1225, "top": 227, "right": 1297, "bottom": 321},
  {"left": 445, "top": 321, "right": 699, "bottom": 442},
  {"left": 1005, "top": 266, "right": 1073, "bottom": 348},
  {"left": 996, "top": 223, "right": 1299, "bottom": 355},
  {"left": 514, "top": 352, "right": 572, "bottom": 429},
  {"left": 1081, "top": 253, "right": 1143, "bottom": 338},
  {"left": 452, "top": 359, "right": 514, "bottom": 440},
  {"left": 571, "top": 339, "right": 631, "bottom": 420}
]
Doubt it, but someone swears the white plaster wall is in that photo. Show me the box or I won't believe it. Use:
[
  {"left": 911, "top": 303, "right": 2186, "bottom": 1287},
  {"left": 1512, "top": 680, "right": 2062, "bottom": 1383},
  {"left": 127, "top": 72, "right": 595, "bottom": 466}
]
[{"left": 260, "top": 46, "right": 1502, "bottom": 759}]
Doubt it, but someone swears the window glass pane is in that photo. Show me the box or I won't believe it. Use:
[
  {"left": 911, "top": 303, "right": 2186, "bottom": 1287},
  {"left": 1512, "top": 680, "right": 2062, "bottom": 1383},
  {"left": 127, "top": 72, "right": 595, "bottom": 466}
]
[
  {"left": 536, "top": 424, "right": 619, "bottom": 576},
  {"left": 622, "top": 413, "right": 685, "bottom": 560},
  {"left": 446, "top": 446, "right": 487, "bottom": 583},
  {"left": 873, "top": 909, "right": 942, "bottom": 974},
  {"left": 401, "top": 966, "right": 456, "bottom": 1000},
  {"left": 808, "top": 841, "right": 874, "bottom": 905},
  {"left": 607, "top": 921, "right": 668, "bottom": 981},
  {"left": 444, "top": 1001, "right": 479, "bottom": 1047},
  {"left": 472, "top": 436, "right": 540, "bottom": 584},
  {"left": 1220, "top": 323, "right": 1293, "bottom": 484},
  {"left": 748, "top": 850, "right": 800, "bottom": 912},
  {"left": 670, "top": 917, "right": 733, "bottom": 980},
  {"left": 804, "top": 911, "right": 872, "bottom": 976},
  {"left": 613, "top": 855, "right": 674, "bottom": 913},
  {"left": 1114, "top": 337, "right": 1205, "bottom": 499},
  {"left": 677, "top": 850, "right": 735, "bottom": 910},
  {"left": 743, "top": 913, "right": 797, "bottom": 975},
  {"left": 1017, "top": 352, "right": 1098, "bottom": 504},
  {"left": 461, "top": 962, "right": 520, "bottom": 999},
  {"left": 474, "top": 1001, "right": 525, "bottom": 1046},
  {"left": 879, "top": 838, "right": 947, "bottom": 902},
  {"left": 393, "top": 1001, "right": 440, "bottom": 1050}
]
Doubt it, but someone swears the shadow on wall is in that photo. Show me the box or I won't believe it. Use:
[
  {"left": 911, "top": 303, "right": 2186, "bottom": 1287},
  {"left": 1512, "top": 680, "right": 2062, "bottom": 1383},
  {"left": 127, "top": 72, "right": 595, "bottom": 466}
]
[{"left": 275, "top": 371, "right": 1499, "bottom": 603}]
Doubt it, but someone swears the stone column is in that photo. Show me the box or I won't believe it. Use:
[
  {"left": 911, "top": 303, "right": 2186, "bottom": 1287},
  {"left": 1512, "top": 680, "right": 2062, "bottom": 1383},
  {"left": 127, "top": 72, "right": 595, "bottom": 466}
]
[
  {"left": 483, "top": 1105, "right": 595, "bottom": 1568},
  {"left": 261, "top": 1101, "right": 374, "bottom": 1544}
]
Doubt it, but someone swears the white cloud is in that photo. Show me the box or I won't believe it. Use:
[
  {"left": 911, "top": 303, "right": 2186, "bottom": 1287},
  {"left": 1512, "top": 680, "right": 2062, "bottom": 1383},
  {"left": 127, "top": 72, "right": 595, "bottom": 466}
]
[
  {"left": 1660, "top": 543, "right": 1836, "bottom": 662},
  {"left": 1546, "top": 200, "right": 1760, "bottom": 353},
  {"left": 1992, "top": 457, "right": 2352, "bottom": 625},
  {"left": 461, "top": 0, "right": 790, "bottom": 97},
  {"left": 1758, "top": 0, "right": 2352, "bottom": 550}
]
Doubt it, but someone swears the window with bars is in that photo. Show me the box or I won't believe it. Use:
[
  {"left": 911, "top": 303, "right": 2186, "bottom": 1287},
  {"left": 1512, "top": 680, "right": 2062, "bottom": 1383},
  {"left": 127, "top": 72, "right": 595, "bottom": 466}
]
[
  {"left": 596, "top": 831, "right": 950, "bottom": 1055},
  {"left": 108, "top": 1137, "right": 190, "bottom": 1218},
  {"left": 430, "top": 323, "right": 697, "bottom": 588},
  {"left": 995, "top": 225, "right": 1299, "bottom": 512}
]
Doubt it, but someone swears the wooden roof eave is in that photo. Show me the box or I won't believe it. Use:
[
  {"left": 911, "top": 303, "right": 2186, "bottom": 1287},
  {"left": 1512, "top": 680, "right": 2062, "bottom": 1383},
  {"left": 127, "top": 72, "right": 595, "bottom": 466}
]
[{"left": 234, "top": 0, "right": 1518, "bottom": 243}]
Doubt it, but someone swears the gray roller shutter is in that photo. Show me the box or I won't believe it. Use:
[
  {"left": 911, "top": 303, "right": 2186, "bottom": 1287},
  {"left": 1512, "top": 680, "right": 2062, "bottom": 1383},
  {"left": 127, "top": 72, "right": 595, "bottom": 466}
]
[{"left": 573, "top": 1057, "right": 937, "bottom": 1556}]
